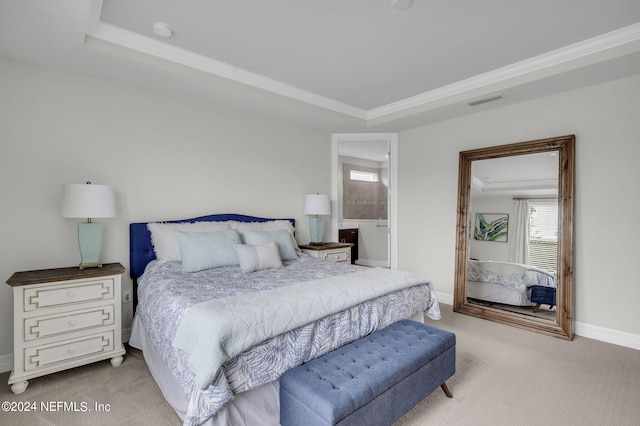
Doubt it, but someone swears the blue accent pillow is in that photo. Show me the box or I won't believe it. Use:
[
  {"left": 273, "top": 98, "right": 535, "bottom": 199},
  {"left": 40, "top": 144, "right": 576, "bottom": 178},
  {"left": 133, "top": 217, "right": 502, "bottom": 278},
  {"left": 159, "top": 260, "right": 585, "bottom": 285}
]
[
  {"left": 176, "top": 230, "right": 241, "bottom": 273},
  {"left": 242, "top": 230, "right": 298, "bottom": 260}
]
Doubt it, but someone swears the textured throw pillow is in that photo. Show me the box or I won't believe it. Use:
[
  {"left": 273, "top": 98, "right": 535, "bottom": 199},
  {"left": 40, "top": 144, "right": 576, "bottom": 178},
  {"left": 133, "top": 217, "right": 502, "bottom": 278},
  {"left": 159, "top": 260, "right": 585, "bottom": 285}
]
[
  {"left": 147, "top": 222, "right": 230, "bottom": 262},
  {"left": 242, "top": 229, "right": 298, "bottom": 260},
  {"left": 234, "top": 242, "right": 284, "bottom": 273},
  {"left": 227, "top": 219, "right": 295, "bottom": 234},
  {"left": 227, "top": 220, "right": 301, "bottom": 253},
  {"left": 176, "top": 230, "right": 241, "bottom": 273}
]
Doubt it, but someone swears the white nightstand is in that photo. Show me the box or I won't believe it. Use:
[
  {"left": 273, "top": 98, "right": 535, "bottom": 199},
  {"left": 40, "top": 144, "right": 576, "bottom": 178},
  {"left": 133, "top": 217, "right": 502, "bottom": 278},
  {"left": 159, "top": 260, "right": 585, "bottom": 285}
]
[
  {"left": 6, "top": 263, "right": 126, "bottom": 394},
  {"left": 299, "top": 242, "right": 354, "bottom": 264}
]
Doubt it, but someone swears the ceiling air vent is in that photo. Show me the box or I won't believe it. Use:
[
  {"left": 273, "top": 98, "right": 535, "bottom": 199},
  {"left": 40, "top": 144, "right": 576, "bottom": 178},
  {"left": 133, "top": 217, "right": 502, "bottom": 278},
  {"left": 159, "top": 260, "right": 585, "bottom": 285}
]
[{"left": 466, "top": 94, "right": 503, "bottom": 107}]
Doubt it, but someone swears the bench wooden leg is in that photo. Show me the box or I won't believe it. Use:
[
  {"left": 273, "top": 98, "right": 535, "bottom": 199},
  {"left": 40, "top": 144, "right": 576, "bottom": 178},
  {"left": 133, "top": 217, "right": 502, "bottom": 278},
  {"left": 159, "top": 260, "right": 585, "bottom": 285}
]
[{"left": 440, "top": 382, "right": 453, "bottom": 398}]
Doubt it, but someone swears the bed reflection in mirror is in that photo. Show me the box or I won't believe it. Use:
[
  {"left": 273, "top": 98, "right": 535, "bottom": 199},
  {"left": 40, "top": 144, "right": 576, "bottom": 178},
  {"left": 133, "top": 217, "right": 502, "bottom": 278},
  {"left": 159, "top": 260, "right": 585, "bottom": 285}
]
[
  {"left": 468, "top": 153, "right": 559, "bottom": 321},
  {"left": 454, "top": 135, "right": 574, "bottom": 340}
]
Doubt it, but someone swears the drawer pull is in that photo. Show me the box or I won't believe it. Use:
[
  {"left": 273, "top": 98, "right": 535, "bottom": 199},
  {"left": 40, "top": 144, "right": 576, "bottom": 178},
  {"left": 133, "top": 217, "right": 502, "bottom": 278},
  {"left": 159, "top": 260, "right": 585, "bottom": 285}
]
[
  {"left": 67, "top": 347, "right": 76, "bottom": 354},
  {"left": 68, "top": 320, "right": 77, "bottom": 327},
  {"left": 67, "top": 291, "right": 75, "bottom": 298}
]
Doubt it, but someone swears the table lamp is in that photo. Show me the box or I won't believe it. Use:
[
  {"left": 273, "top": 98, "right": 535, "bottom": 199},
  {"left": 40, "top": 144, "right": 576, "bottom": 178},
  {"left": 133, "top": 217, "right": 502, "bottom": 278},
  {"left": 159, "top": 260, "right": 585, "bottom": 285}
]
[
  {"left": 304, "top": 194, "right": 331, "bottom": 245},
  {"left": 60, "top": 182, "right": 116, "bottom": 269}
]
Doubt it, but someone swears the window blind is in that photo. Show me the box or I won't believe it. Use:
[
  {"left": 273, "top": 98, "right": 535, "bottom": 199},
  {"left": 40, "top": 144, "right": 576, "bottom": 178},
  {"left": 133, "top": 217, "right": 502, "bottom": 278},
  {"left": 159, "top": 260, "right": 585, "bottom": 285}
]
[{"left": 529, "top": 201, "right": 558, "bottom": 272}]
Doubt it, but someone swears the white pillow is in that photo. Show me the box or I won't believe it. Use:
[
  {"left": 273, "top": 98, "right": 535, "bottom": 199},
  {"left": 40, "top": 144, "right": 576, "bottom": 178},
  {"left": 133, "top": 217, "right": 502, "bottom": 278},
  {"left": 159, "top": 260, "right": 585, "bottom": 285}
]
[
  {"left": 227, "top": 220, "right": 300, "bottom": 253},
  {"left": 176, "top": 230, "right": 241, "bottom": 273},
  {"left": 147, "top": 222, "right": 230, "bottom": 262},
  {"left": 234, "top": 242, "right": 284, "bottom": 273},
  {"left": 243, "top": 230, "right": 298, "bottom": 260}
]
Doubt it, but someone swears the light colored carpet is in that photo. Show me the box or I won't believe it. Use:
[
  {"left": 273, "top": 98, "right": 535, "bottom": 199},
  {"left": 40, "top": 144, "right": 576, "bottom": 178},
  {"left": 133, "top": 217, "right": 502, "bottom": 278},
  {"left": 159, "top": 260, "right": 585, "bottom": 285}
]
[
  {"left": 398, "top": 307, "right": 640, "bottom": 426},
  {"left": 0, "top": 348, "right": 181, "bottom": 425},
  {"left": 1, "top": 305, "right": 639, "bottom": 425}
]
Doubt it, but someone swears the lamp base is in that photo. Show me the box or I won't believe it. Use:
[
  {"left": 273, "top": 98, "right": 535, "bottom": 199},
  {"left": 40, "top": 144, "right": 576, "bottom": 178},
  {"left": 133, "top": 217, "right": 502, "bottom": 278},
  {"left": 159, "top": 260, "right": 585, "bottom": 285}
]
[
  {"left": 308, "top": 242, "right": 326, "bottom": 246},
  {"left": 79, "top": 261, "right": 103, "bottom": 270},
  {"left": 77, "top": 222, "right": 103, "bottom": 270},
  {"left": 308, "top": 216, "right": 325, "bottom": 245}
]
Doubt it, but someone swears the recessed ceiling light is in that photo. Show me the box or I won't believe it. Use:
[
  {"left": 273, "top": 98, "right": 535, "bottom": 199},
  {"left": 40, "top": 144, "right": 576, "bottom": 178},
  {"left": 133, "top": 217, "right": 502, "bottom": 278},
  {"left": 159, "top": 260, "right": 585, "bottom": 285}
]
[
  {"left": 152, "top": 22, "right": 173, "bottom": 38},
  {"left": 391, "top": 0, "right": 414, "bottom": 11}
]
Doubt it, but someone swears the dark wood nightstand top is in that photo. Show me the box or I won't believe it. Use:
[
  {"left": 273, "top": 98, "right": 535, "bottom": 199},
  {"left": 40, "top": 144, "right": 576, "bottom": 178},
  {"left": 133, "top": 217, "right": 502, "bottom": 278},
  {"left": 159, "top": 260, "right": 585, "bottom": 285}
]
[
  {"left": 6, "top": 263, "right": 125, "bottom": 287},
  {"left": 299, "top": 242, "right": 354, "bottom": 251}
]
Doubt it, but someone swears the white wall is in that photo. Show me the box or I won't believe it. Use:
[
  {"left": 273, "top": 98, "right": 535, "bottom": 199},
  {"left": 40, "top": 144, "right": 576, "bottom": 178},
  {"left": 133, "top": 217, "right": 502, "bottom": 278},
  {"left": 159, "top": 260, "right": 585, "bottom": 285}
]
[
  {"left": 0, "top": 56, "right": 332, "bottom": 362},
  {"left": 398, "top": 74, "right": 640, "bottom": 343},
  {"left": 2, "top": 56, "right": 639, "bottom": 369}
]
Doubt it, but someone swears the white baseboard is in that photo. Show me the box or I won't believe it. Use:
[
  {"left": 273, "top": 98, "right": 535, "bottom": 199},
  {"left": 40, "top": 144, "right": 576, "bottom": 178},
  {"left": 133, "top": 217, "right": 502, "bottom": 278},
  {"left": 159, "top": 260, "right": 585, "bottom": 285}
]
[
  {"left": 435, "top": 292, "right": 454, "bottom": 305},
  {"left": 436, "top": 293, "right": 640, "bottom": 350},
  {"left": 355, "top": 259, "right": 389, "bottom": 268},
  {"left": 574, "top": 321, "right": 640, "bottom": 350}
]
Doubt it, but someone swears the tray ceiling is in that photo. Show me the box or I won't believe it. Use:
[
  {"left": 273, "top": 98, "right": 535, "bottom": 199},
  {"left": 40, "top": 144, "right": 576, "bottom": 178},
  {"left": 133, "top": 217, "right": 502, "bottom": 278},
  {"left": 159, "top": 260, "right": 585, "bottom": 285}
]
[{"left": 2, "top": 0, "right": 640, "bottom": 130}]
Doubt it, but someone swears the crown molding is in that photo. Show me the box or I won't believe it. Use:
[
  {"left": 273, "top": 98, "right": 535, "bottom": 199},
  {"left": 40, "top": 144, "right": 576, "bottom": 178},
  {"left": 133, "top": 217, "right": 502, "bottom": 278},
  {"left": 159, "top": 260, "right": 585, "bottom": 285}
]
[
  {"left": 86, "top": 1, "right": 366, "bottom": 120},
  {"left": 472, "top": 176, "right": 558, "bottom": 194},
  {"left": 367, "top": 22, "right": 640, "bottom": 121},
  {"left": 86, "top": 1, "right": 640, "bottom": 124}
]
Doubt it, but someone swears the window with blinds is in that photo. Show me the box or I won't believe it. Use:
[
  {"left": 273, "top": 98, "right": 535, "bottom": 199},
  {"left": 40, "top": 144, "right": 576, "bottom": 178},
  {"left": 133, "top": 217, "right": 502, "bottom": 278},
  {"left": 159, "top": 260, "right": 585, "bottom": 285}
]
[
  {"left": 350, "top": 170, "right": 379, "bottom": 182},
  {"left": 529, "top": 201, "right": 558, "bottom": 272}
]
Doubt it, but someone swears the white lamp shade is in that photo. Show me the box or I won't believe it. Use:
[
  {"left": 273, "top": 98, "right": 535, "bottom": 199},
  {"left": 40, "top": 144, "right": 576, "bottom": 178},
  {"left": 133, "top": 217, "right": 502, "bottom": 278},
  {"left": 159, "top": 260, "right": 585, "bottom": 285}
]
[
  {"left": 304, "top": 194, "right": 331, "bottom": 216},
  {"left": 60, "top": 183, "right": 116, "bottom": 219}
]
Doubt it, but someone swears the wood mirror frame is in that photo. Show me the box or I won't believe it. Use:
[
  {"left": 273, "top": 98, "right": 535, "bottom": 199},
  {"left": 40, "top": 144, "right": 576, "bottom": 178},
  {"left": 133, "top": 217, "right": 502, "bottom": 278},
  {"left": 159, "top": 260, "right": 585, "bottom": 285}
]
[{"left": 454, "top": 135, "right": 575, "bottom": 340}]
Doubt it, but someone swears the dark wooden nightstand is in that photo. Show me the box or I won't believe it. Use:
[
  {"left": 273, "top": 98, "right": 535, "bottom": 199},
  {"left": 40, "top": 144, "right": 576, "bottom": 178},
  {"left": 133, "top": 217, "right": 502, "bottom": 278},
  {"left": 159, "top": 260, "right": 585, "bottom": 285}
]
[{"left": 339, "top": 228, "right": 359, "bottom": 264}]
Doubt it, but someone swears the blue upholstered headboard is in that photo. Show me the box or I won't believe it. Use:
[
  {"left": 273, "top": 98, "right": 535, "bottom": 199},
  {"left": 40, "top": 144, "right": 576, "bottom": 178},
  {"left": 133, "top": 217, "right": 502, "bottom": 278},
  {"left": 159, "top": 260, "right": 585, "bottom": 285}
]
[{"left": 129, "top": 213, "right": 296, "bottom": 281}]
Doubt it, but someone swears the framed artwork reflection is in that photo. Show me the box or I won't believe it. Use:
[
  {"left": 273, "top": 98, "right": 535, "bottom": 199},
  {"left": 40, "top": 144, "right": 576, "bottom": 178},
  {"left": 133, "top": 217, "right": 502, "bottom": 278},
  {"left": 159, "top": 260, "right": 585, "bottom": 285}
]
[{"left": 474, "top": 213, "right": 508, "bottom": 242}]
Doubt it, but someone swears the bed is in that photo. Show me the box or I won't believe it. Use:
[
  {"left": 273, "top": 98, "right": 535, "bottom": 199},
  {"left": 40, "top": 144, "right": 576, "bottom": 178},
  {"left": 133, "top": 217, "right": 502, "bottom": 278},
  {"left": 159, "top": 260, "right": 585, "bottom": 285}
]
[
  {"left": 127, "top": 213, "right": 440, "bottom": 426},
  {"left": 466, "top": 259, "right": 556, "bottom": 309}
]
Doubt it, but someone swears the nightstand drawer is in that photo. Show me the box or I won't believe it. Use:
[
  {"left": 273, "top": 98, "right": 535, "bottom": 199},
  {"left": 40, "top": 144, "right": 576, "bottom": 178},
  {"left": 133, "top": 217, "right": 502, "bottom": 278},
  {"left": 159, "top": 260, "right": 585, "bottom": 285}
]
[
  {"left": 23, "top": 279, "right": 114, "bottom": 312},
  {"left": 300, "top": 243, "right": 354, "bottom": 264},
  {"left": 24, "top": 306, "right": 115, "bottom": 341},
  {"left": 23, "top": 331, "right": 115, "bottom": 372},
  {"left": 320, "top": 249, "right": 350, "bottom": 262}
]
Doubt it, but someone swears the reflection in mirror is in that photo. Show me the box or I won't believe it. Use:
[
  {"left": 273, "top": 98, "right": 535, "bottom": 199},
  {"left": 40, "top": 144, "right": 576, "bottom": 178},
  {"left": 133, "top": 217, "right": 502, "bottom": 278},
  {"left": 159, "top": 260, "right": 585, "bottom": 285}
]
[
  {"left": 454, "top": 135, "right": 574, "bottom": 340},
  {"left": 468, "top": 153, "right": 559, "bottom": 321}
]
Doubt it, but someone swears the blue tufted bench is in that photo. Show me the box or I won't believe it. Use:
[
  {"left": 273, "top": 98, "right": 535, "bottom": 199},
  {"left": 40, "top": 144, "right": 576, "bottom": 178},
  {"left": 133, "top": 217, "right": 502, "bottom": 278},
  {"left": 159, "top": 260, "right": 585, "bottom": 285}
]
[
  {"left": 279, "top": 319, "right": 456, "bottom": 426},
  {"left": 530, "top": 285, "right": 556, "bottom": 313}
]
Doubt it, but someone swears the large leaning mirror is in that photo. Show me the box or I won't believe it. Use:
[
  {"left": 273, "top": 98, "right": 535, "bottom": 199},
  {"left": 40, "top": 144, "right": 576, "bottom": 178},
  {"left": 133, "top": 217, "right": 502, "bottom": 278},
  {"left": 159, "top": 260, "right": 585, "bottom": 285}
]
[{"left": 454, "top": 135, "right": 574, "bottom": 339}]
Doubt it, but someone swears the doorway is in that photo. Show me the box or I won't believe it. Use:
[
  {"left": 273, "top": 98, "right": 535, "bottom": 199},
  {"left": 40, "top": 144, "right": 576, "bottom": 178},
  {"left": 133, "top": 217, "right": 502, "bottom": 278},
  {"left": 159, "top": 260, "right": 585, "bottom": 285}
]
[{"left": 331, "top": 133, "right": 398, "bottom": 269}]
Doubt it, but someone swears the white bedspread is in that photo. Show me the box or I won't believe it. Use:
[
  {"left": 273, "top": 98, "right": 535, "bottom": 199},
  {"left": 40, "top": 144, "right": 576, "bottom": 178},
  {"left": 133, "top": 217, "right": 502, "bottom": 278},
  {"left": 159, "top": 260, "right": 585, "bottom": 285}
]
[
  {"left": 135, "top": 255, "right": 439, "bottom": 425},
  {"left": 468, "top": 260, "right": 556, "bottom": 290},
  {"left": 173, "top": 268, "right": 436, "bottom": 390}
]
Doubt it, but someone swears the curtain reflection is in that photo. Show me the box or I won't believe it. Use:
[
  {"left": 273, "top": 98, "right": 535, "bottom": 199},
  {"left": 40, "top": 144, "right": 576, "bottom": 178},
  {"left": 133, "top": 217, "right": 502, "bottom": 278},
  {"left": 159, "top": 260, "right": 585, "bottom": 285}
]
[{"left": 509, "top": 199, "right": 530, "bottom": 264}]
